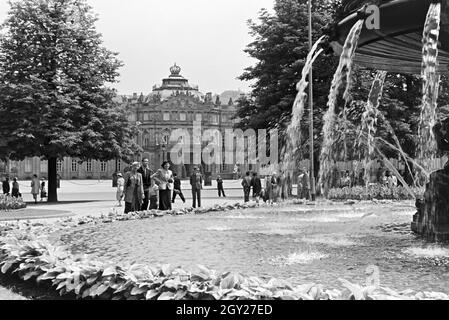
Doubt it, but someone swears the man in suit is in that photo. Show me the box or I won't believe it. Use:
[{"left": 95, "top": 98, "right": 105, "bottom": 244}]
[
  {"left": 137, "top": 158, "right": 153, "bottom": 210},
  {"left": 217, "top": 175, "right": 226, "bottom": 197},
  {"left": 251, "top": 172, "right": 262, "bottom": 203},
  {"left": 172, "top": 172, "right": 186, "bottom": 203},
  {"left": 190, "top": 166, "right": 202, "bottom": 208}
]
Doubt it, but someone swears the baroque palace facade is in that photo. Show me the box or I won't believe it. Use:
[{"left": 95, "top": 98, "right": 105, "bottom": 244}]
[{"left": 0, "top": 64, "right": 239, "bottom": 180}]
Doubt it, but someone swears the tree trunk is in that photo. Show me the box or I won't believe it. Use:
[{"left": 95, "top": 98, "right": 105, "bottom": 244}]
[{"left": 48, "top": 157, "right": 58, "bottom": 202}]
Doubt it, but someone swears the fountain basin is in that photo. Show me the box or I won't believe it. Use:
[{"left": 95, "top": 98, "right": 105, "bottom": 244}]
[{"left": 331, "top": 0, "right": 449, "bottom": 74}]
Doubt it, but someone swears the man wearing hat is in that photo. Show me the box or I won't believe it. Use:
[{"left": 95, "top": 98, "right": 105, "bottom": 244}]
[
  {"left": 138, "top": 158, "right": 154, "bottom": 210},
  {"left": 190, "top": 166, "right": 203, "bottom": 208},
  {"left": 116, "top": 172, "right": 125, "bottom": 207},
  {"left": 123, "top": 162, "right": 144, "bottom": 213}
]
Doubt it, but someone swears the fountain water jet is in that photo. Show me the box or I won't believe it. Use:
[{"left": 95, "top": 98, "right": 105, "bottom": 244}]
[
  {"left": 318, "top": 20, "right": 364, "bottom": 196},
  {"left": 358, "top": 71, "right": 388, "bottom": 187},
  {"left": 332, "top": 0, "right": 449, "bottom": 241},
  {"left": 418, "top": 2, "right": 442, "bottom": 171},
  {"left": 283, "top": 36, "right": 325, "bottom": 173}
]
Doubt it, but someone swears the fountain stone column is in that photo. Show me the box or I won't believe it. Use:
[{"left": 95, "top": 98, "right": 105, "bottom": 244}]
[{"left": 412, "top": 118, "right": 449, "bottom": 242}]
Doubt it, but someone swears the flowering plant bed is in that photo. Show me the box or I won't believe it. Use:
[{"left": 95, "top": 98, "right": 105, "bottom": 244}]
[
  {"left": 0, "top": 201, "right": 447, "bottom": 300},
  {"left": 0, "top": 194, "right": 27, "bottom": 211},
  {"left": 328, "top": 185, "right": 424, "bottom": 201}
]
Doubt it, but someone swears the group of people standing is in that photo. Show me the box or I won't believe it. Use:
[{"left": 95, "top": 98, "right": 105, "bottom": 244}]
[
  {"left": 2, "top": 175, "right": 46, "bottom": 203},
  {"left": 2, "top": 176, "right": 20, "bottom": 198},
  {"left": 239, "top": 168, "right": 311, "bottom": 204},
  {"left": 116, "top": 159, "right": 204, "bottom": 214}
]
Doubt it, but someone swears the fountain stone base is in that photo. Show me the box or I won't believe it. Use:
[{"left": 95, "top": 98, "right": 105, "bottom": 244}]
[{"left": 412, "top": 161, "right": 449, "bottom": 242}]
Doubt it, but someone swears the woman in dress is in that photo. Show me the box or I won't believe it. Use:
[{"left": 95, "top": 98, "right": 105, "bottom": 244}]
[
  {"left": 151, "top": 161, "right": 174, "bottom": 211},
  {"left": 116, "top": 173, "right": 125, "bottom": 207},
  {"left": 31, "top": 174, "right": 40, "bottom": 203},
  {"left": 270, "top": 172, "right": 278, "bottom": 204},
  {"left": 123, "top": 162, "right": 144, "bottom": 213},
  {"left": 40, "top": 178, "right": 47, "bottom": 201}
]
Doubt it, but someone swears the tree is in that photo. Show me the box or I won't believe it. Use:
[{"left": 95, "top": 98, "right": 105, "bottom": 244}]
[{"left": 0, "top": 0, "right": 141, "bottom": 202}]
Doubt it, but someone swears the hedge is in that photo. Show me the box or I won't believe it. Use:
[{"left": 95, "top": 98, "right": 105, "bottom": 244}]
[
  {"left": 0, "top": 201, "right": 447, "bottom": 300},
  {"left": 328, "top": 185, "right": 424, "bottom": 201},
  {"left": 0, "top": 194, "right": 27, "bottom": 211}
]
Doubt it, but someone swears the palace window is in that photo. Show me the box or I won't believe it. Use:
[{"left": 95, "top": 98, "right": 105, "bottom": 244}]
[
  {"left": 211, "top": 114, "right": 218, "bottom": 124},
  {"left": 100, "top": 161, "right": 108, "bottom": 172},
  {"left": 195, "top": 113, "right": 202, "bottom": 122},
  {"left": 57, "top": 160, "right": 63, "bottom": 172},
  {"left": 24, "top": 158, "right": 32, "bottom": 172},
  {"left": 40, "top": 160, "right": 48, "bottom": 173},
  {"left": 71, "top": 159, "right": 78, "bottom": 172},
  {"left": 86, "top": 160, "right": 92, "bottom": 172},
  {"left": 143, "top": 113, "right": 149, "bottom": 121},
  {"left": 179, "top": 113, "right": 186, "bottom": 121},
  {"left": 100, "top": 161, "right": 107, "bottom": 172},
  {"left": 144, "top": 135, "right": 150, "bottom": 147},
  {"left": 163, "top": 113, "right": 170, "bottom": 121}
]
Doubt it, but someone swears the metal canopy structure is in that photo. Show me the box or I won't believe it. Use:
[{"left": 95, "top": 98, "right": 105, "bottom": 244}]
[{"left": 331, "top": 0, "right": 449, "bottom": 74}]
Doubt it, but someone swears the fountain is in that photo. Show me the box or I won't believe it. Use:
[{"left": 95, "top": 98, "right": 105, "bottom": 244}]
[{"left": 331, "top": 0, "right": 449, "bottom": 241}]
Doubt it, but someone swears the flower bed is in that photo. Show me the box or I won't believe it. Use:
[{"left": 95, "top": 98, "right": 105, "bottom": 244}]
[
  {"left": 328, "top": 185, "right": 424, "bottom": 201},
  {"left": 0, "top": 201, "right": 448, "bottom": 300},
  {"left": 0, "top": 194, "right": 27, "bottom": 211}
]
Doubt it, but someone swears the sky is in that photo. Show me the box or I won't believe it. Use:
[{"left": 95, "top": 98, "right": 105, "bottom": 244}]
[{"left": 0, "top": 0, "right": 275, "bottom": 95}]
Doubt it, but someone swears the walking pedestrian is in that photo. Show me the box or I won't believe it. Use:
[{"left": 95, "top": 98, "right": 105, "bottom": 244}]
[
  {"left": 40, "top": 178, "right": 47, "bottom": 201},
  {"left": 301, "top": 168, "right": 311, "bottom": 200},
  {"left": 297, "top": 170, "right": 304, "bottom": 199},
  {"left": 31, "top": 174, "right": 40, "bottom": 204},
  {"left": 149, "top": 179, "right": 159, "bottom": 210},
  {"left": 278, "top": 171, "right": 286, "bottom": 201},
  {"left": 190, "top": 167, "right": 202, "bottom": 208},
  {"left": 152, "top": 161, "right": 174, "bottom": 211},
  {"left": 251, "top": 172, "right": 262, "bottom": 203},
  {"left": 217, "top": 175, "right": 226, "bottom": 197},
  {"left": 11, "top": 177, "right": 20, "bottom": 198},
  {"left": 286, "top": 173, "right": 292, "bottom": 197},
  {"left": 342, "top": 170, "right": 351, "bottom": 188},
  {"left": 116, "top": 173, "right": 125, "bottom": 207},
  {"left": 138, "top": 158, "right": 153, "bottom": 211},
  {"left": 172, "top": 172, "right": 186, "bottom": 204},
  {"left": 270, "top": 172, "right": 278, "bottom": 204},
  {"left": 242, "top": 171, "right": 252, "bottom": 202},
  {"left": 2, "top": 176, "right": 10, "bottom": 195},
  {"left": 123, "top": 162, "right": 144, "bottom": 214}
]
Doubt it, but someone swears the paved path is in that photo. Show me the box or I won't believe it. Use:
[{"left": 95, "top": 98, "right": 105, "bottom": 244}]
[{"left": 2, "top": 179, "right": 298, "bottom": 221}]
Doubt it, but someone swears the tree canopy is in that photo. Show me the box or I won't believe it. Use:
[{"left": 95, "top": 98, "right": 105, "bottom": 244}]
[{"left": 0, "top": 0, "right": 141, "bottom": 201}]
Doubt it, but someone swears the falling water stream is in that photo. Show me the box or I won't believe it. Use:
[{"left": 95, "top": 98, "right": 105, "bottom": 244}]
[
  {"left": 418, "top": 2, "right": 442, "bottom": 171},
  {"left": 283, "top": 36, "right": 325, "bottom": 172},
  {"left": 358, "top": 71, "right": 388, "bottom": 187},
  {"left": 318, "top": 20, "right": 364, "bottom": 194}
]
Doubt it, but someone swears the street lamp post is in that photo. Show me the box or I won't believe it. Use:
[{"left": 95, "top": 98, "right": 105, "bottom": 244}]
[{"left": 308, "top": 0, "right": 316, "bottom": 201}]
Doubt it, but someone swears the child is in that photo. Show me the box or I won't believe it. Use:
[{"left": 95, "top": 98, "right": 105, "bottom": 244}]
[
  {"left": 148, "top": 180, "right": 158, "bottom": 210},
  {"left": 40, "top": 179, "right": 47, "bottom": 201}
]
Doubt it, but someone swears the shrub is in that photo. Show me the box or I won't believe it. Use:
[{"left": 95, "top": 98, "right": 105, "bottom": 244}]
[
  {"left": 328, "top": 185, "right": 424, "bottom": 201},
  {"left": 0, "top": 194, "right": 27, "bottom": 211}
]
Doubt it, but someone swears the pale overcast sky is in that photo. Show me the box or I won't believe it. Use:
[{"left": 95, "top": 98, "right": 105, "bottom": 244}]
[{"left": 0, "top": 0, "right": 275, "bottom": 95}]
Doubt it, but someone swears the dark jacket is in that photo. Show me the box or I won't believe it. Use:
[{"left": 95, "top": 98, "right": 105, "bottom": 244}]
[
  {"left": 251, "top": 177, "right": 262, "bottom": 194},
  {"left": 2, "top": 180, "right": 10, "bottom": 194},
  {"left": 137, "top": 167, "right": 153, "bottom": 190},
  {"left": 217, "top": 178, "right": 224, "bottom": 188},
  {"left": 174, "top": 177, "right": 182, "bottom": 190},
  {"left": 190, "top": 173, "right": 203, "bottom": 190}
]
